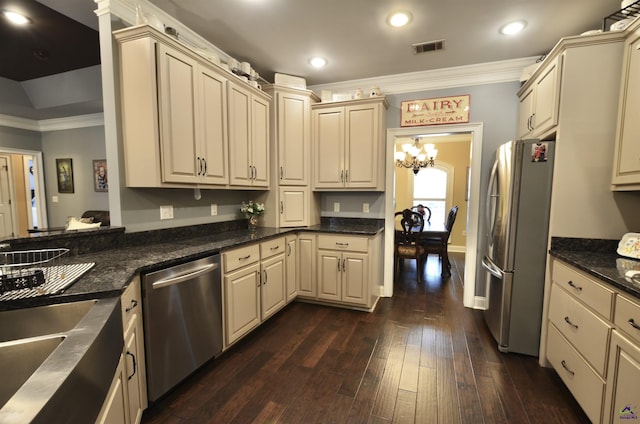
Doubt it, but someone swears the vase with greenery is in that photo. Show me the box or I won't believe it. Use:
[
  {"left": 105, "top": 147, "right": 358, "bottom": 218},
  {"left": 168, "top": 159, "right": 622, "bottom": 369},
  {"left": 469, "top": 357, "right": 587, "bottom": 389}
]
[{"left": 241, "top": 200, "right": 265, "bottom": 230}]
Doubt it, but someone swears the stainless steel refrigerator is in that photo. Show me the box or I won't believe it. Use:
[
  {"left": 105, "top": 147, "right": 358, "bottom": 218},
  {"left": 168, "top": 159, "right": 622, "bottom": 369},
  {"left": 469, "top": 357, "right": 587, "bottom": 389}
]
[{"left": 482, "top": 139, "right": 554, "bottom": 356}]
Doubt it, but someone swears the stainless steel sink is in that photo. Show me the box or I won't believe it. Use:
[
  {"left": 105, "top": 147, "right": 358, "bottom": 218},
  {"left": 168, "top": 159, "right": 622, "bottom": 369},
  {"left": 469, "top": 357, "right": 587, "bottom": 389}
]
[
  {"left": 0, "top": 299, "right": 97, "bottom": 342},
  {"left": 0, "top": 335, "right": 65, "bottom": 408},
  {"left": 0, "top": 298, "right": 123, "bottom": 423}
]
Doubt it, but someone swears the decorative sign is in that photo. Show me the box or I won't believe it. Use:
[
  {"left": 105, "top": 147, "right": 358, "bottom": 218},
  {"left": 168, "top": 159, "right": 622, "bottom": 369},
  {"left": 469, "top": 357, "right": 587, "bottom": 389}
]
[{"left": 400, "top": 95, "right": 470, "bottom": 127}]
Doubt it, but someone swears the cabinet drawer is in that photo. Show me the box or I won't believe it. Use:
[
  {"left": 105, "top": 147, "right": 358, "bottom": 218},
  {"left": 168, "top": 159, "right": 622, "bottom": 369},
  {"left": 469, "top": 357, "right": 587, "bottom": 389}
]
[
  {"left": 223, "top": 244, "right": 260, "bottom": 273},
  {"left": 317, "top": 235, "right": 368, "bottom": 252},
  {"left": 546, "top": 324, "right": 605, "bottom": 424},
  {"left": 548, "top": 283, "right": 612, "bottom": 376},
  {"left": 260, "top": 237, "right": 286, "bottom": 260},
  {"left": 552, "top": 260, "right": 614, "bottom": 319},
  {"left": 614, "top": 294, "right": 640, "bottom": 345}
]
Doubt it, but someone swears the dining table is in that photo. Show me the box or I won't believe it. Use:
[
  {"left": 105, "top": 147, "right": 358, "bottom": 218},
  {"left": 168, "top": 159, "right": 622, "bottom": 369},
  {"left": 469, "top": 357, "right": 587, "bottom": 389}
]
[{"left": 394, "top": 220, "right": 451, "bottom": 276}]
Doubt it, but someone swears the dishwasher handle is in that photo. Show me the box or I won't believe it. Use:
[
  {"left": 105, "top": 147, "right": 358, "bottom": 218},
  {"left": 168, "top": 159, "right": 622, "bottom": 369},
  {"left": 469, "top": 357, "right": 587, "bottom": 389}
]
[{"left": 152, "top": 263, "right": 219, "bottom": 289}]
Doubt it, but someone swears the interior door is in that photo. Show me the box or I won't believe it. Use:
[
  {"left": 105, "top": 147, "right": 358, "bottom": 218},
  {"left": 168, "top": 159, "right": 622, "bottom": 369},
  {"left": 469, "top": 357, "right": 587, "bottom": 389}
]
[{"left": 0, "top": 156, "right": 16, "bottom": 238}]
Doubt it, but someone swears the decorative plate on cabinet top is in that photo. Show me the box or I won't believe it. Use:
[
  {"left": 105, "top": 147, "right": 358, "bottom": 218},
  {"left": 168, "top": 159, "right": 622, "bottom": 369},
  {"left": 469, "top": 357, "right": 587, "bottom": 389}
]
[{"left": 617, "top": 232, "right": 640, "bottom": 259}]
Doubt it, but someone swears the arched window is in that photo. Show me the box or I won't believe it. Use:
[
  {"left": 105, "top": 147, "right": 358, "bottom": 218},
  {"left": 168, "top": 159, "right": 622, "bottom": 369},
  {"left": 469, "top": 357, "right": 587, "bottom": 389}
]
[{"left": 413, "top": 164, "right": 453, "bottom": 224}]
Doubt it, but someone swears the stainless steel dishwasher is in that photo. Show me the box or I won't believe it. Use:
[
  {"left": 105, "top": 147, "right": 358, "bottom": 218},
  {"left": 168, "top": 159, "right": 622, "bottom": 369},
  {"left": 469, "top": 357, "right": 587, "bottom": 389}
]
[{"left": 141, "top": 254, "right": 222, "bottom": 402}]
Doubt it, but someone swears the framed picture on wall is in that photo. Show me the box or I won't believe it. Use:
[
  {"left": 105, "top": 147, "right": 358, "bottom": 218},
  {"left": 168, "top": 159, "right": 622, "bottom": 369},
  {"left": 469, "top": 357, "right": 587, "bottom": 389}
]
[
  {"left": 56, "top": 158, "right": 74, "bottom": 193},
  {"left": 93, "top": 159, "right": 108, "bottom": 192}
]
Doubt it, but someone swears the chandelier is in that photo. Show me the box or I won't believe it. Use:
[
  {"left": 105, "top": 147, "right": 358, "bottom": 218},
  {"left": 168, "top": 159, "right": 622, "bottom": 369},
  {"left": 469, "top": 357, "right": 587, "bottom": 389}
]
[{"left": 394, "top": 137, "right": 438, "bottom": 174}]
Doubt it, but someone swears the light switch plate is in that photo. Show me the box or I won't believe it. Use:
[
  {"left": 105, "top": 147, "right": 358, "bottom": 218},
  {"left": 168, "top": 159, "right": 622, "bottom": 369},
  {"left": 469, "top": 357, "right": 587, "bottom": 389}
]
[
  {"left": 160, "top": 205, "right": 174, "bottom": 220},
  {"left": 211, "top": 204, "right": 218, "bottom": 216},
  {"left": 51, "top": 196, "right": 59, "bottom": 203},
  {"left": 333, "top": 202, "right": 340, "bottom": 212},
  {"left": 363, "top": 203, "right": 370, "bottom": 213}
]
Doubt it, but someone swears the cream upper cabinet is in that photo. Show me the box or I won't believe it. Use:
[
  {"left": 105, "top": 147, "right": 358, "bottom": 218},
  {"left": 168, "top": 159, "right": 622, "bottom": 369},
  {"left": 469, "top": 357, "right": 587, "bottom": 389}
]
[
  {"left": 115, "top": 25, "right": 231, "bottom": 188},
  {"left": 517, "top": 55, "right": 562, "bottom": 140},
  {"left": 312, "top": 97, "right": 387, "bottom": 190},
  {"left": 228, "top": 81, "right": 270, "bottom": 188},
  {"left": 612, "top": 26, "right": 640, "bottom": 190},
  {"left": 278, "top": 187, "right": 308, "bottom": 227}
]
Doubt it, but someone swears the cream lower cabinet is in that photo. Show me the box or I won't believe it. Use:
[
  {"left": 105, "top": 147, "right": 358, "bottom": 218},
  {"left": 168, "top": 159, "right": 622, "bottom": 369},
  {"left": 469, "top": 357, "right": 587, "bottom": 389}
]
[
  {"left": 612, "top": 24, "right": 640, "bottom": 190},
  {"left": 301, "top": 233, "right": 381, "bottom": 310},
  {"left": 285, "top": 235, "right": 298, "bottom": 303},
  {"left": 297, "top": 233, "right": 317, "bottom": 299},
  {"left": 603, "top": 293, "right": 640, "bottom": 423},
  {"left": 223, "top": 238, "right": 286, "bottom": 347},
  {"left": 545, "top": 259, "right": 640, "bottom": 423},
  {"left": 98, "top": 277, "right": 147, "bottom": 424}
]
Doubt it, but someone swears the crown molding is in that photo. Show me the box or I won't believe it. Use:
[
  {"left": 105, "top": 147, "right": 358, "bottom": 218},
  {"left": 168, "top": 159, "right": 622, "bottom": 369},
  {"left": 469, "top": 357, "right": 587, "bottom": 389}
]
[
  {"left": 308, "top": 56, "right": 539, "bottom": 95},
  {"left": 0, "top": 113, "right": 104, "bottom": 132}
]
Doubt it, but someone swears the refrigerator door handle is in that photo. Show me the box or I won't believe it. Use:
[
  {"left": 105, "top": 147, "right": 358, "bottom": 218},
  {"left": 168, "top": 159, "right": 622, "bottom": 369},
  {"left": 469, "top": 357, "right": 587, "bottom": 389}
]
[
  {"left": 482, "top": 255, "right": 503, "bottom": 279},
  {"left": 486, "top": 159, "right": 499, "bottom": 240}
]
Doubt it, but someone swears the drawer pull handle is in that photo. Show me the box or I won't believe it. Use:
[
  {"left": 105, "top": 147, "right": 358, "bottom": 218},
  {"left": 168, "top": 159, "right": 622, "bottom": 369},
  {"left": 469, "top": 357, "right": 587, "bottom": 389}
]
[
  {"left": 125, "top": 299, "right": 138, "bottom": 313},
  {"left": 564, "top": 316, "right": 579, "bottom": 330},
  {"left": 561, "top": 360, "right": 575, "bottom": 376},
  {"left": 567, "top": 280, "right": 582, "bottom": 291},
  {"left": 628, "top": 318, "right": 640, "bottom": 331},
  {"left": 239, "top": 255, "right": 251, "bottom": 261},
  {"left": 270, "top": 245, "right": 280, "bottom": 251},
  {"left": 336, "top": 242, "right": 349, "bottom": 247}
]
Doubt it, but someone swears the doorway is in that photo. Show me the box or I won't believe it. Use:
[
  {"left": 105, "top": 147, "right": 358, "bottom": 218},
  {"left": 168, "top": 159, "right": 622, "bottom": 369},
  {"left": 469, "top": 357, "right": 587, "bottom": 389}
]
[
  {"left": 384, "top": 123, "right": 483, "bottom": 308},
  {"left": 0, "top": 149, "right": 47, "bottom": 237}
]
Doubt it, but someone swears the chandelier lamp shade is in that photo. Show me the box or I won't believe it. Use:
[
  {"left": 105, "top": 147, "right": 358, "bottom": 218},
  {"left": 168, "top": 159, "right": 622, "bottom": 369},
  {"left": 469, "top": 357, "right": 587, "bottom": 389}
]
[{"left": 394, "top": 138, "right": 438, "bottom": 174}]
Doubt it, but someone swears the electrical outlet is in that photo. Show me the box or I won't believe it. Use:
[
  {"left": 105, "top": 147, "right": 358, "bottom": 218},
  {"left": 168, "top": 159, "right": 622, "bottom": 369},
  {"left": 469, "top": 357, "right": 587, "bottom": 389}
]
[
  {"left": 211, "top": 204, "right": 218, "bottom": 216},
  {"left": 51, "top": 196, "right": 59, "bottom": 203},
  {"left": 160, "top": 205, "right": 174, "bottom": 220},
  {"left": 333, "top": 202, "right": 340, "bottom": 212},
  {"left": 363, "top": 203, "right": 370, "bottom": 213}
]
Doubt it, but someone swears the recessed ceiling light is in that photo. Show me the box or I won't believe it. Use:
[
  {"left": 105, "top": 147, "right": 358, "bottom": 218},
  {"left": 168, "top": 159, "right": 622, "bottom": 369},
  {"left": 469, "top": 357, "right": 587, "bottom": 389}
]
[
  {"left": 309, "top": 57, "right": 327, "bottom": 68},
  {"left": 500, "top": 20, "right": 527, "bottom": 35},
  {"left": 2, "top": 9, "right": 31, "bottom": 25},
  {"left": 388, "top": 11, "right": 412, "bottom": 28}
]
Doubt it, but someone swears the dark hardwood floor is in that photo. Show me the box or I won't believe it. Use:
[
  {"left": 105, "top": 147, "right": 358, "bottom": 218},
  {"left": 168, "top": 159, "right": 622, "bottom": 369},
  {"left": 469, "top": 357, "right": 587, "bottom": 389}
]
[{"left": 141, "top": 253, "right": 590, "bottom": 423}]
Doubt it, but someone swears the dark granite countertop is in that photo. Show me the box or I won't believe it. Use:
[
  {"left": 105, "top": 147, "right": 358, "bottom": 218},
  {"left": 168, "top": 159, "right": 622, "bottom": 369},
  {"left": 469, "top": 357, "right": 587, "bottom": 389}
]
[
  {"left": 549, "top": 237, "right": 640, "bottom": 300},
  {"left": 0, "top": 219, "right": 384, "bottom": 311}
]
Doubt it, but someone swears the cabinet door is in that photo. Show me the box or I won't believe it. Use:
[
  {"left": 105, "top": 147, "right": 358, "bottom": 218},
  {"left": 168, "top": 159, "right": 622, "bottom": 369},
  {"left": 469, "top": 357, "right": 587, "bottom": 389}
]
[
  {"left": 317, "top": 250, "right": 342, "bottom": 301},
  {"left": 251, "top": 95, "right": 270, "bottom": 187},
  {"left": 96, "top": 354, "right": 128, "bottom": 424},
  {"left": 604, "top": 330, "right": 640, "bottom": 423},
  {"left": 517, "top": 85, "right": 535, "bottom": 139},
  {"left": 298, "top": 235, "right": 316, "bottom": 298},
  {"left": 612, "top": 33, "right": 640, "bottom": 186},
  {"left": 199, "top": 66, "right": 229, "bottom": 185},
  {"left": 313, "top": 107, "right": 345, "bottom": 188},
  {"left": 228, "top": 82, "right": 253, "bottom": 185},
  {"left": 157, "top": 44, "right": 199, "bottom": 184},
  {"left": 286, "top": 237, "right": 297, "bottom": 303},
  {"left": 278, "top": 92, "right": 309, "bottom": 185},
  {"left": 279, "top": 187, "right": 308, "bottom": 227},
  {"left": 261, "top": 254, "right": 286, "bottom": 320},
  {"left": 342, "top": 252, "right": 368, "bottom": 306},
  {"left": 224, "top": 263, "right": 261, "bottom": 345},
  {"left": 531, "top": 55, "right": 561, "bottom": 138},
  {"left": 345, "top": 104, "right": 379, "bottom": 188},
  {"left": 125, "top": 314, "right": 146, "bottom": 424}
]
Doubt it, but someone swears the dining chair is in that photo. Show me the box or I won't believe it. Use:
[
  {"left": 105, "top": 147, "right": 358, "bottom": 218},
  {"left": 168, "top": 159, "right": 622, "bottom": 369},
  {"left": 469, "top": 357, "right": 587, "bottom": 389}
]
[
  {"left": 411, "top": 204, "right": 431, "bottom": 223},
  {"left": 394, "top": 209, "right": 427, "bottom": 282},
  {"left": 424, "top": 205, "right": 459, "bottom": 277}
]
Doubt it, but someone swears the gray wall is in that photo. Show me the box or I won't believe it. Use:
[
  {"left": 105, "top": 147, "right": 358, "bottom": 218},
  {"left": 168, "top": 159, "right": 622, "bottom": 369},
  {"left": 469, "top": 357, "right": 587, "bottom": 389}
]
[
  {"left": 42, "top": 126, "right": 108, "bottom": 227},
  {"left": 0, "top": 125, "right": 43, "bottom": 151}
]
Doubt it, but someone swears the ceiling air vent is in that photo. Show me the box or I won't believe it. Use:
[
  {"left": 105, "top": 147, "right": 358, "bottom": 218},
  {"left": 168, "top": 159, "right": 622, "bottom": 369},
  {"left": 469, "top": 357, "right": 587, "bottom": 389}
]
[{"left": 412, "top": 39, "right": 446, "bottom": 54}]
